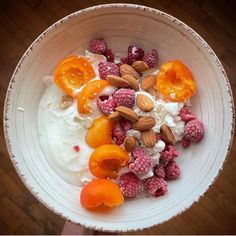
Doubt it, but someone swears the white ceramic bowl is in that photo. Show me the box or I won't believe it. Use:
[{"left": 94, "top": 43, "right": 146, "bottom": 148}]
[{"left": 4, "top": 4, "right": 234, "bottom": 232}]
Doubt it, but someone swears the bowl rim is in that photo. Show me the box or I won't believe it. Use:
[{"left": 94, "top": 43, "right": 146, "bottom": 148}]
[{"left": 3, "top": 3, "right": 235, "bottom": 232}]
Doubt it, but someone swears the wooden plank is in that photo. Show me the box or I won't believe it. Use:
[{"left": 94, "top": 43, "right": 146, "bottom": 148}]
[{"left": 0, "top": 219, "right": 15, "bottom": 234}]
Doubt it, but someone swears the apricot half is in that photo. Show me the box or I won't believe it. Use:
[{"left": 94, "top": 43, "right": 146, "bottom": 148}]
[
  {"left": 80, "top": 179, "right": 124, "bottom": 210},
  {"left": 89, "top": 144, "right": 129, "bottom": 179},
  {"left": 155, "top": 60, "right": 196, "bottom": 102},
  {"left": 86, "top": 116, "right": 114, "bottom": 148}
]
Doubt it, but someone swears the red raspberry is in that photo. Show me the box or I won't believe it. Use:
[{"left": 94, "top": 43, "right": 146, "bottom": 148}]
[
  {"left": 160, "top": 145, "right": 179, "bottom": 165},
  {"left": 120, "top": 57, "right": 130, "bottom": 65},
  {"left": 181, "top": 137, "right": 190, "bottom": 148},
  {"left": 165, "top": 161, "right": 180, "bottom": 180},
  {"left": 119, "top": 172, "right": 142, "bottom": 197},
  {"left": 98, "top": 62, "right": 119, "bottom": 80},
  {"left": 119, "top": 119, "right": 132, "bottom": 131},
  {"left": 131, "top": 147, "right": 147, "bottom": 159},
  {"left": 184, "top": 119, "right": 205, "bottom": 142},
  {"left": 89, "top": 38, "right": 107, "bottom": 54},
  {"left": 179, "top": 107, "right": 196, "bottom": 123},
  {"left": 113, "top": 88, "right": 135, "bottom": 108},
  {"left": 104, "top": 49, "right": 114, "bottom": 62},
  {"left": 154, "top": 164, "right": 165, "bottom": 179},
  {"left": 112, "top": 123, "right": 126, "bottom": 145},
  {"left": 144, "top": 177, "right": 168, "bottom": 197},
  {"left": 129, "top": 148, "right": 152, "bottom": 175},
  {"left": 143, "top": 49, "right": 158, "bottom": 68},
  {"left": 97, "top": 95, "right": 117, "bottom": 115},
  {"left": 128, "top": 45, "right": 144, "bottom": 64}
]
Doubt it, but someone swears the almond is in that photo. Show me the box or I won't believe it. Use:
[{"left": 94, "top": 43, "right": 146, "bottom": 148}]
[
  {"left": 124, "top": 136, "right": 137, "bottom": 152},
  {"left": 132, "top": 61, "right": 149, "bottom": 73},
  {"left": 133, "top": 116, "right": 156, "bottom": 131},
  {"left": 106, "top": 75, "right": 130, "bottom": 87},
  {"left": 108, "top": 111, "right": 122, "bottom": 122},
  {"left": 141, "top": 75, "right": 156, "bottom": 91},
  {"left": 115, "top": 106, "right": 139, "bottom": 123},
  {"left": 120, "top": 64, "right": 140, "bottom": 79},
  {"left": 136, "top": 94, "right": 154, "bottom": 112},
  {"left": 147, "top": 88, "right": 158, "bottom": 97},
  {"left": 141, "top": 129, "right": 157, "bottom": 148},
  {"left": 122, "top": 74, "right": 139, "bottom": 91},
  {"left": 160, "top": 124, "right": 176, "bottom": 145},
  {"left": 60, "top": 94, "right": 73, "bottom": 109}
]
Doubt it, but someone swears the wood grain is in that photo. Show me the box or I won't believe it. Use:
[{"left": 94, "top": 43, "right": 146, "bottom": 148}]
[{"left": 0, "top": 0, "right": 235, "bottom": 234}]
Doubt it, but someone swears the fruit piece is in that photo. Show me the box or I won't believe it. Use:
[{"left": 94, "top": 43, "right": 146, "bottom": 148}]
[
  {"left": 80, "top": 179, "right": 124, "bottom": 209},
  {"left": 120, "top": 57, "right": 130, "bottom": 65},
  {"left": 106, "top": 75, "right": 130, "bottom": 87},
  {"left": 104, "top": 49, "right": 115, "bottom": 62},
  {"left": 89, "top": 38, "right": 107, "bottom": 54},
  {"left": 179, "top": 107, "right": 196, "bottom": 122},
  {"left": 124, "top": 136, "right": 137, "bottom": 152},
  {"left": 181, "top": 137, "right": 190, "bottom": 148},
  {"left": 54, "top": 56, "right": 96, "bottom": 97},
  {"left": 144, "top": 177, "right": 168, "bottom": 197},
  {"left": 154, "top": 164, "right": 166, "bottom": 179},
  {"left": 141, "top": 129, "right": 157, "bottom": 148},
  {"left": 98, "top": 62, "right": 120, "bottom": 80},
  {"left": 165, "top": 161, "right": 180, "bottom": 180},
  {"left": 143, "top": 49, "right": 158, "bottom": 68},
  {"left": 155, "top": 60, "right": 196, "bottom": 102},
  {"left": 112, "top": 120, "right": 132, "bottom": 145},
  {"left": 160, "top": 124, "right": 176, "bottom": 145},
  {"left": 141, "top": 75, "right": 156, "bottom": 91},
  {"left": 115, "top": 106, "right": 139, "bottom": 123},
  {"left": 113, "top": 88, "right": 135, "bottom": 108},
  {"left": 86, "top": 115, "right": 113, "bottom": 148},
  {"left": 122, "top": 74, "right": 139, "bottom": 91},
  {"left": 60, "top": 94, "right": 73, "bottom": 109},
  {"left": 136, "top": 94, "right": 154, "bottom": 112},
  {"left": 132, "top": 61, "right": 149, "bottom": 73},
  {"left": 133, "top": 116, "right": 156, "bottom": 131},
  {"left": 77, "top": 80, "right": 108, "bottom": 114},
  {"left": 120, "top": 64, "right": 140, "bottom": 79},
  {"left": 97, "top": 96, "right": 117, "bottom": 115},
  {"left": 184, "top": 119, "right": 205, "bottom": 142},
  {"left": 128, "top": 45, "right": 144, "bottom": 64},
  {"left": 119, "top": 172, "right": 142, "bottom": 198},
  {"left": 160, "top": 145, "right": 179, "bottom": 166},
  {"left": 89, "top": 144, "right": 129, "bottom": 179}
]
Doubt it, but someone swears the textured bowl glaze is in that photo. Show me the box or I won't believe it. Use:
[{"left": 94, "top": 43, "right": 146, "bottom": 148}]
[{"left": 4, "top": 4, "right": 234, "bottom": 232}]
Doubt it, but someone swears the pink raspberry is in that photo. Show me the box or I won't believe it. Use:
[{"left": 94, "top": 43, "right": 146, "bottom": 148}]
[
  {"left": 144, "top": 177, "right": 168, "bottom": 197},
  {"left": 165, "top": 161, "right": 180, "bottom": 180},
  {"left": 154, "top": 164, "right": 166, "bottom": 179},
  {"left": 89, "top": 38, "right": 107, "bottom": 54},
  {"left": 128, "top": 45, "right": 144, "bottom": 64},
  {"left": 131, "top": 147, "right": 147, "bottom": 159},
  {"left": 184, "top": 119, "right": 205, "bottom": 142},
  {"left": 119, "top": 119, "right": 132, "bottom": 131},
  {"left": 143, "top": 49, "right": 158, "bottom": 68},
  {"left": 119, "top": 172, "right": 142, "bottom": 197},
  {"left": 120, "top": 57, "right": 130, "bottom": 65},
  {"left": 112, "top": 123, "right": 126, "bottom": 145},
  {"left": 97, "top": 95, "right": 117, "bottom": 115},
  {"left": 129, "top": 147, "right": 152, "bottom": 175},
  {"left": 160, "top": 145, "right": 179, "bottom": 165},
  {"left": 181, "top": 137, "right": 190, "bottom": 148},
  {"left": 179, "top": 107, "right": 196, "bottom": 122},
  {"left": 98, "top": 62, "right": 119, "bottom": 80},
  {"left": 113, "top": 88, "right": 135, "bottom": 108},
  {"left": 104, "top": 49, "right": 114, "bottom": 62}
]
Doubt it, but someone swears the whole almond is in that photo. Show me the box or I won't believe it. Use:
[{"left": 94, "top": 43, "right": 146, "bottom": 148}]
[
  {"left": 122, "top": 74, "right": 139, "bottom": 91},
  {"left": 106, "top": 75, "right": 130, "bottom": 87},
  {"left": 132, "top": 61, "right": 149, "bottom": 73},
  {"left": 141, "top": 75, "right": 156, "bottom": 91},
  {"left": 120, "top": 64, "right": 140, "bottom": 79},
  {"left": 133, "top": 116, "right": 156, "bottom": 131},
  {"left": 108, "top": 111, "right": 122, "bottom": 122},
  {"left": 115, "top": 106, "right": 139, "bottom": 123},
  {"left": 136, "top": 94, "right": 154, "bottom": 112},
  {"left": 160, "top": 124, "right": 176, "bottom": 145},
  {"left": 60, "top": 94, "right": 73, "bottom": 109},
  {"left": 141, "top": 129, "right": 157, "bottom": 148},
  {"left": 148, "top": 88, "right": 158, "bottom": 97},
  {"left": 124, "top": 136, "right": 137, "bottom": 152}
]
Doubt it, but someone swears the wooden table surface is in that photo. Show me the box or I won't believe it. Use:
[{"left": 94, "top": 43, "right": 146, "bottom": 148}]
[{"left": 0, "top": 0, "right": 236, "bottom": 234}]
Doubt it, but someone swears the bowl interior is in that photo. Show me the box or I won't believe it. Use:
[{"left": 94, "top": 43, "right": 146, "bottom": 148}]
[{"left": 4, "top": 4, "right": 234, "bottom": 232}]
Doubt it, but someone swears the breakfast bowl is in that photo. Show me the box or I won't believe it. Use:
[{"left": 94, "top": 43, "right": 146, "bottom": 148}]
[{"left": 3, "top": 4, "right": 234, "bottom": 232}]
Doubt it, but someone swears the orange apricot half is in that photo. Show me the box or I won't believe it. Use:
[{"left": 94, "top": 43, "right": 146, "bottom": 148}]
[{"left": 80, "top": 179, "right": 124, "bottom": 210}]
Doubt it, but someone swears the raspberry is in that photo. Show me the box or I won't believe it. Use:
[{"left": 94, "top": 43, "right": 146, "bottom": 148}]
[
  {"left": 128, "top": 45, "right": 144, "bottom": 64},
  {"left": 98, "top": 62, "right": 120, "bottom": 80},
  {"left": 97, "top": 95, "right": 117, "bottom": 115},
  {"left": 120, "top": 57, "right": 130, "bottom": 65},
  {"left": 143, "top": 49, "right": 158, "bottom": 68},
  {"left": 104, "top": 49, "right": 114, "bottom": 62},
  {"left": 181, "top": 137, "right": 190, "bottom": 148},
  {"left": 160, "top": 145, "right": 179, "bottom": 165},
  {"left": 184, "top": 119, "right": 205, "bottom": 142},
  {"left": 131, "top": 147, "right": 147, "bottom": 159},
  {"left": 113, "top": 88, "right": 135, "bottom": 108},
  {"left": 179, "top": 107, "right": 196, "bottom": 122},
  {"left": 112, "top": 123, "right": 126, "bottom": 145},
  {"left": 154, "top": 164, "right": 165, "bottom": 179},
  {"left": 165, "top": 161, "right": 180, "bottom": 180},
  {"left": 144, "top": 177, "right": 168, "bottom": 197},
  {"left": 119, "top": 172, "right": 142, "bottom": 197},
  {"left": 129, "top": 147, "right": 152, "bottom": 175},
  {"left": 119, "top": 119, "right": 132, "bottom": 131},
  {"left": 89, "top": 38, "right": 107, "bottom": 54}
]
